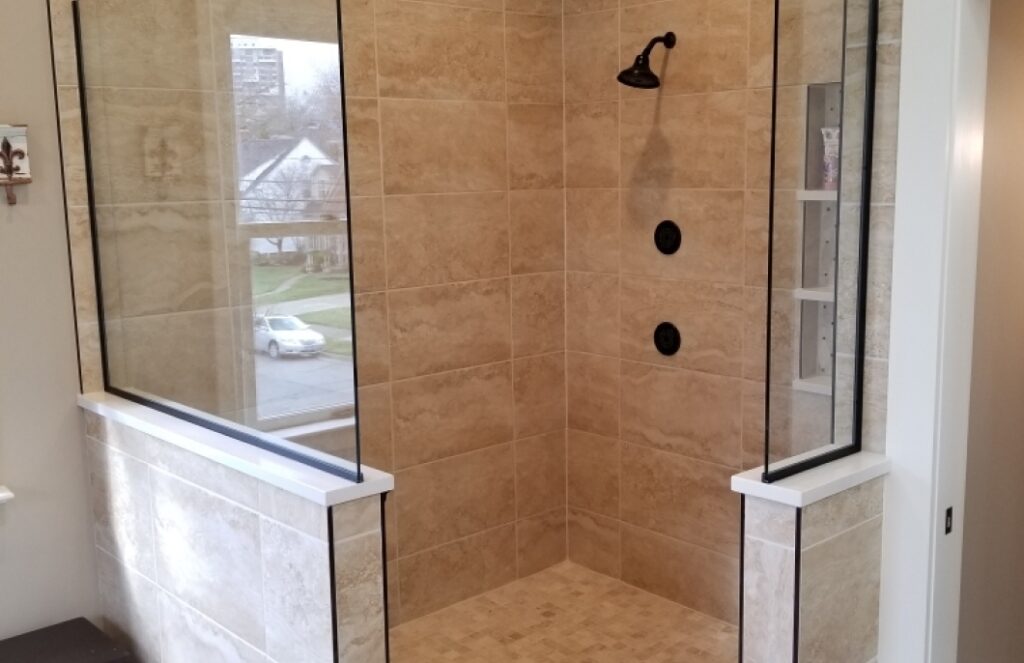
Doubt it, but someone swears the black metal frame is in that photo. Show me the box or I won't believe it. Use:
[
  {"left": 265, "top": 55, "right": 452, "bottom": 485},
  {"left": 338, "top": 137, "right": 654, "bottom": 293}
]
[
  {"left": 70, "top": 0, "right": 363, "bottom": 484},
  {"left": 762, "top": 0, "right": 879, "bottom": 483}
]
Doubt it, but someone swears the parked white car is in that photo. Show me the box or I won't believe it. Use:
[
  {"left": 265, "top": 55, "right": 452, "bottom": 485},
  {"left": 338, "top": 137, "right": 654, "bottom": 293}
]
[{"left": 254, "top": 315, "right": 325, "bottom": 358}]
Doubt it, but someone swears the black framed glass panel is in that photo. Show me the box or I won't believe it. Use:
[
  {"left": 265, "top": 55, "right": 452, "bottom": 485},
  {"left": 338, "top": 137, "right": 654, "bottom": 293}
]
[
  {"left": 73, "top": 0, "right": 361, "bottom": 480},
  {"left": 763, "top": 0, "right": 879, "bottom": 481}
]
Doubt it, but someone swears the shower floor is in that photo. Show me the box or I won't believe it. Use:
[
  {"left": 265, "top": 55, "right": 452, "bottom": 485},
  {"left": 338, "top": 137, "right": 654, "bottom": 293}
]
[{"left": 389, "top": 562, "right": 737, "bottom": 662}]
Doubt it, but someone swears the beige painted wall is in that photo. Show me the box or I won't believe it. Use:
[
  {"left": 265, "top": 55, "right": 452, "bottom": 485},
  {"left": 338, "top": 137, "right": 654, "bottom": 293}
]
[
  {"left": 0, "top": 0, "right": 98, "bottom": 639},
  {"left": 959, "top": 0, "right": 1024, "bottom": 659}
]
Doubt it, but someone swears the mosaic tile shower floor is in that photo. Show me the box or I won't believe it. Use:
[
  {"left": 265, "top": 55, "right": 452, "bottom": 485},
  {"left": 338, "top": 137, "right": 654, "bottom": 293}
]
[{"left": 389, "top": 562, "right": 738, "bottom": 662}]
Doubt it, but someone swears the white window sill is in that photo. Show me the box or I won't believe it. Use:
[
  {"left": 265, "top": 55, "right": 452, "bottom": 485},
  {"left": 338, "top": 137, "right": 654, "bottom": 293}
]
[
  {"left": 79, "top": 392, "right": 393, "bottom": 507},
  {"left": 731, "top": 451, "right": 890, "bottom": 508}
]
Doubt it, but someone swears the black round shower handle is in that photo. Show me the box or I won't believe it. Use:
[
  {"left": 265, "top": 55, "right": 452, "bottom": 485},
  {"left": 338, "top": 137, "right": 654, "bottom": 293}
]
[
  {"left": 654, "top": 220, "right": 682, "bottom": 255},
  {"left": 653, "top": 322, "right": 682, "bottom": 357}
]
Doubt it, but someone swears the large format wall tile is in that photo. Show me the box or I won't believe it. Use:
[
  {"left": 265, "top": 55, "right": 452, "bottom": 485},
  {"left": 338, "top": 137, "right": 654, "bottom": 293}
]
[
  {"left": 566, "top": 188, "right": 620, "bottom": 273},
  {"left": 516, "top": 509, "right": 567, "bottom": 577},
  {"left": 566, "top": 103, "right": 620, "bottom": 188},
  {"left": 375, "top": 2, "right": 505, "bottom": 101},
  {"left": 513, "top": 354, "right": 566, "bottom": 438},
  {"left": 509, "top": 104, "right": 564, "bottom": 190},
  {"left": 620, "top": 361, "right": 743, "bottom": 467},
  {"left": 567, "top": 352, "right": 620, "bottom": 438},
  {"left": 567, "top": 430, "right": 620, "bottom": 518},
  {"left": 510, "top": 190, "right": 565, "bottom": 275},
  {"left": 506, "top": 14, "right": 563, "bottom": 104},
  {"left": 391, "top": 362, "right": 514, "bottom": 468},
  {"left": 511, "top": 273, "right": 565, "bottom": 357},
  {"left": 380, "top": 99, "right": 508, "bottom": 194},
  {"left": 158, "top": 593, "right": 267, "bottom": 663},
  {"left": 515, "top": 431, "right": 567, "bottom": 517},
  {"left": 566, "top": 271, "right": 620, "bottom": 356},
  {"left": 385, "top": 192, "right": 510, "bottom": 288},
  {"left": 96, "top": 549, "right": 163, "bottom": 663},
  {"left": 394, "top": 444, "right": 516, "bottom": 555},
  {"left": 397, "top": 524, "right": 517, "bottom": 621},
  {"left": 564, "top": 10, "right": 619, "bottom": 103},
  {"left": 151, "top": 471, "right": 265, "bottom": 648},
  {"left": 567, "top": 508, "right": 621, "bottom": 577},
  {"left": 388, "top": 278, "right": 511, "bottom": 378},
  {"left": 620, "top": 276, "right": 745, "bottom": 376},
  {"left": 620, "top": 443, "right": 739, "bottom": 556},
  {"left": 620, "top": 524, "right": 738, "bottom": 624},
  {"left": 620, "top": 188, "right": 745, "bottom": 284},
  {"left": 335, "top": 528, "right": 387, "bottom": 663}
]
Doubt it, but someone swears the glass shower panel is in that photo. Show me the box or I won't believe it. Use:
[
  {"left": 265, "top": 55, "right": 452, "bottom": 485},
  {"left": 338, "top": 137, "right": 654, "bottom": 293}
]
[
  {"left": 74, "top": 0, "right": 361, "bottom": 478},
  {"left": 763, "top": 0, "right": 878, "bottom": 479}
]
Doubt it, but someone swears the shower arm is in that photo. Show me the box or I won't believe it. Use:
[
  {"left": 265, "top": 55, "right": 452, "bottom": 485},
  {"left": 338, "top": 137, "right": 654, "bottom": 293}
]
[{"left": 639, "top": 32, "right": 677, "bottom": 60}]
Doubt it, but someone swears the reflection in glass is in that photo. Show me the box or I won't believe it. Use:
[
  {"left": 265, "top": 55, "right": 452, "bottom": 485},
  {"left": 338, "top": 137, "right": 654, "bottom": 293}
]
[
  {"left": 763, "top": 0, "right": 877, "bottom": 479},
  {"left": 75, "top": 0, "right": 360, "bottom": 477}
]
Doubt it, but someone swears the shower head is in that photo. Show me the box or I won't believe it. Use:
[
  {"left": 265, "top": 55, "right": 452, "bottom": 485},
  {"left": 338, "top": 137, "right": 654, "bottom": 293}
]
[{"left": 617, "top": 32, "right": 677, "bottom": 89}]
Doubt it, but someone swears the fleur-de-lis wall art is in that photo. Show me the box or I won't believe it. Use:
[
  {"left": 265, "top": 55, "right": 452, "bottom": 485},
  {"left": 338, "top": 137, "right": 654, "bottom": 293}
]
[{"left": 0, "top": 125, "right": 32, "bottom": 205}]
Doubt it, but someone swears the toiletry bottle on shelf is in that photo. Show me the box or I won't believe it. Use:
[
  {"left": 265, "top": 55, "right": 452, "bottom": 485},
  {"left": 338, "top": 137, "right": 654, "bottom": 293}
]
[{"left": 821, "top": 127, "right": 841, "bottom": 190}]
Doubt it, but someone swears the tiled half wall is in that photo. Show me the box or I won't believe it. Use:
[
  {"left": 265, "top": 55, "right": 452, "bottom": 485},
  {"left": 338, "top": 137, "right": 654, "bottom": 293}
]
[
  {"left": 82, "top": 411, "right": 387, "bottom": 663},
  {"left": 742, "top": 478, "right": 885, "bottom": 663}
]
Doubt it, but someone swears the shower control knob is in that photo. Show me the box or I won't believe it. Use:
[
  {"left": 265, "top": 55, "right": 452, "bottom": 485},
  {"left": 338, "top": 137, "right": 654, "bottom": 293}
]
[
  {"left": 653, "top": 322, "right": 681, "bottom": 356},
  {"left": 654, "top": 220, "right": 682, "bottom": 255}
]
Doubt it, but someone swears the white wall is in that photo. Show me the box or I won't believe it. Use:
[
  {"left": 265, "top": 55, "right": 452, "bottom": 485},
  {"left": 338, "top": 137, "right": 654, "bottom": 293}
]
[
  {"left": 0, "top": 0, "right": 98, "bottom": 638},
  {"left": 958, "top": 1, "right": 1024, "bottom": 659}
]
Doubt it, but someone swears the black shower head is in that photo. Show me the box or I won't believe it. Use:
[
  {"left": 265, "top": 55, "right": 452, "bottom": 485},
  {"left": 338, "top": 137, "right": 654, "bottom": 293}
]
[{"left": 617, "top": 32, "right": 677, "bottom": 89}]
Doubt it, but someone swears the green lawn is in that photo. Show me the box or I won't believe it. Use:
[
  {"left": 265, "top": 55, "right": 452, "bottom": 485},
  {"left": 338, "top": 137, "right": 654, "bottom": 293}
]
[
  {"left": 324, "top": 338, "right": 353, "bottom": 358},
  {"left": 298, "top": 307, "right": 353, "bottom": 330},
  {"left": 254, "top": 272, "right": 351, "bottom": 307},
  {"left": 250, "top": 265, "right": 303, "bottom": 297}
]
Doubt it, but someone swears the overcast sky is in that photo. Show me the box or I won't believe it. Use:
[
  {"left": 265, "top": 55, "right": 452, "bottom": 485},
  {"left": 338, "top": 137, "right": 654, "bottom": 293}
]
[{"left": 231, "top": 35, "right": 341, "bottom": 96}]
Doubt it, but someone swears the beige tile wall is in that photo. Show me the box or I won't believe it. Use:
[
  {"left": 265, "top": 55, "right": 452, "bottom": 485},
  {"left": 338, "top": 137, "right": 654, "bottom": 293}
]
[
  {"left": 562, "top": 0, "right": 774, "bottom": 625},
  {"left": 82, "top": 411, "right": 361, "bottom": 663},
  {"left": 338, "top": 0, "right": 568, "bottom": 625}
]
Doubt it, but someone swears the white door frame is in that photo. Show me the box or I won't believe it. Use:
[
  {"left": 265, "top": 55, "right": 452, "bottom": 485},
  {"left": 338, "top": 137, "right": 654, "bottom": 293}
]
[{"left": 879, "top": 0, "right": 990, "bottom": 660}]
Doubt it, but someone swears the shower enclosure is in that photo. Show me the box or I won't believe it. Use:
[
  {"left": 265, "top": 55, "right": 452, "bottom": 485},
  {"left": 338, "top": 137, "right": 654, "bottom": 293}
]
[{"left": 63, "top": 0, "right": 880, "bottom": 658}]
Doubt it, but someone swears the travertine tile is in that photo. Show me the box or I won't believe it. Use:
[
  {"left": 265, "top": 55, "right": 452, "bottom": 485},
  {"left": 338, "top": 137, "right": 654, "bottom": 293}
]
[
  {"left": 514, "top": 355, "right": 566, "bottom": 438},
  {"left": 380, "top": 99, "right": 508, "bottom": 194},
  {"left": 258, "top": 483, "right": 330, "bottom": 542},
  {"left": 262, "top": 519, "right": 334, "bottom": 663},
  {"left": 566, "top": 352, "right": 620, "bottom": 438},
  {"left": 745, "top": 496, "right": 797, "bottom": 546},
  {"left": 394, "top": 444, "right": 515, "bottom": 554},
  {"left": 340, "top": 0, "right": 378, "bottom": 97},
  {"left": 565, "top": 103, "right": 619, "bottom": 188},
  {"left": 357, "top": 385, "right": 394, "bottom": 471},
  {"left": 621, "top": 524, "right": 739, "bottom": 625},
  {"left": 799, "top": 517, "right": 883, "bottom": 663},
  {"left": 388, "top": 278, "right": 511, "bottom": 378},
  {"left": 151, "top": 470, "right": 265, "bottom": 647},
  {"left": 345, "top": 98, "right": 384, "bottom": 197},
  {"left": 747, "top": 0, "right": 775, "bottom": 88},
  {"left": 621, "top": 188, "right": 745, "bottom": 285},
  {"left": 621, "top": 92, "right": 747, "bottom": 189},
  {"left": 86, "top": 439, "right": 156, "bottom": 578},
  {"left": 385, "top": 192, "right": 509, "bottom": 287},
  {"left": 510, "top": 190, "right": 565, "bottom": 275},
  {"left": 564, "top": 10, "right": 619, "bottom": 103},
  {"left": 397, "top": 524, "right": 517, "bottom": 621},
  {"left": 776, "top": 0, "right": 844, "bottom": 87},
  {"left": 620, "top": 361, "right": 743, "bottom": 468},
  {"left": 392, "top": 362, "right": 514, "bottom": 467},
  {"left": 743, "top": 189, "right": 802, "bottom": 289},
  {"left": 620, "top": 276, "right": 745, "bottom": 377},
  {"left": 96, "top": 549, "right": 162, "bottom": 663},
  {"left": 620, "top": 443, "right": 740, "bottom": 557},
  {"left": 567, "top": 429, "right": 620, "bottom": 518},
  {"left": 566, "top": 271, "right": 620, "bottom": 356},
  {"left": 515, "top": 431, "right": 567, "bottom": 518},
  {"left": 746, "top": 86, "right": 805, "bottom": 190},
  {"left": 567, "top": 509, "right": 621, "bottom": 578},
  {"left": 564, "top": 0, "right": 617, "bottom": 14},
  {"left": 390, "top": 562, "right": 737, "bottom": 663},
  {"left": 332, "top": 496, "right": 382, "bottom": 539},
  {"left": 566, "top": 188, "right": 620, "bottom": 273},
  {"left": 354, "top": 292, "right": 391, "bottom": 385},
  {"left": 150, "top": 436, "right": 260, "bottom": 511},
  {"left": 351, "top": 196, "right": 387, "bottom": 293},
  {"left": 620, "top": 0, "right": 748, "bottom": 97},
  {"left": 336, "top": 531, "right": 388, "bottom": 663},
  {"left": 511, "top": 273, "right": 565, "bottom": 357},
  {"left": 506, "top": 14, "right": 563, "bottom": 104},
  {"left": 375, "top": 1, "right": 505, "bottom": 101},
  {"left": 505, "top": 0, "right": 562, "bottom": 15},
  {"left": 509, "top": 104, "right": 564, "bottom": 189},
  {"left": 802, "top": 479, "right": 884, "bottom": 548},
  {"left": 743, "top": 537, "right": 795, "bottom": 662},
  {"left": 516, "top": 509, "right": 567, "bottom": 577},
  {"left": 158, "top": 592, "right": 267, "bottom": 663}
]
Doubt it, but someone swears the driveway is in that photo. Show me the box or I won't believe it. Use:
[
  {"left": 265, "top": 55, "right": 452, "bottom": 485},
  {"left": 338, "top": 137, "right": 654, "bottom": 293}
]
[{"left": 255, "top": 353, "right": 355, "bottom": 419}]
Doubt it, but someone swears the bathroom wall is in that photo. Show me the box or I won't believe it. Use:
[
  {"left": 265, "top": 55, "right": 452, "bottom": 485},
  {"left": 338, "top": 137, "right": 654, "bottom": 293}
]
[
  {"left": 0, "top": 0, "right": 98, "bottom": 638},
  {"left": 959, "top": 0, "right": 1024, "bottom": 657},
  {"left": 339, "top": 0, "right": 568, "bottom": 623},
  {"left": 561, "top": 0, "right": 767, "bottom": 623},
  {"left": 80, "top": 411, "right": 387, "bottom": 663}
]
